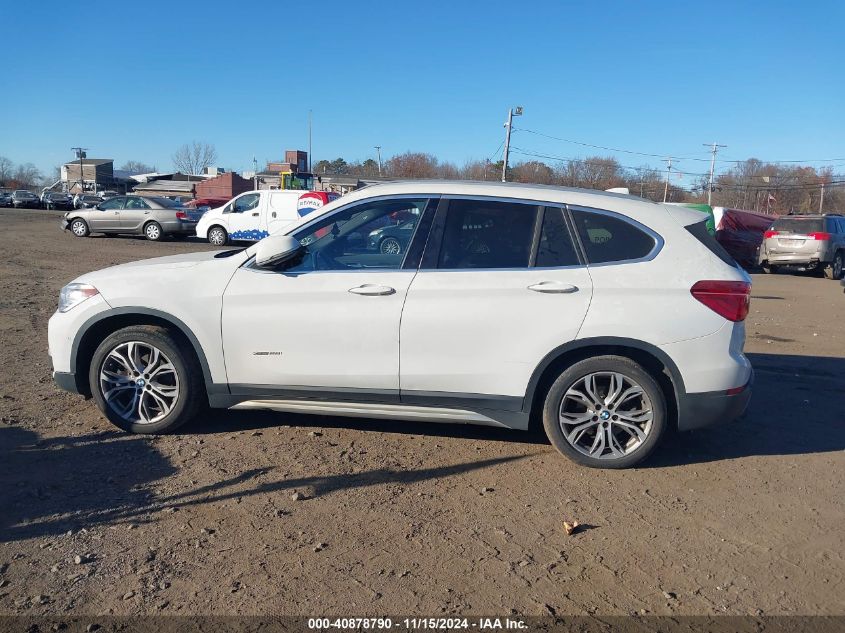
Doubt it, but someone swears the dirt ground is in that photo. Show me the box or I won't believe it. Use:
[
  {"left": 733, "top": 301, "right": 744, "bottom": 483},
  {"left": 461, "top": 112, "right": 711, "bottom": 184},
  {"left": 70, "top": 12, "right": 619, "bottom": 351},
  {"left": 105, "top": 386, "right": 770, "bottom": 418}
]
[{"left": 0, "top": 207, "right": 843, "bottom": 617}]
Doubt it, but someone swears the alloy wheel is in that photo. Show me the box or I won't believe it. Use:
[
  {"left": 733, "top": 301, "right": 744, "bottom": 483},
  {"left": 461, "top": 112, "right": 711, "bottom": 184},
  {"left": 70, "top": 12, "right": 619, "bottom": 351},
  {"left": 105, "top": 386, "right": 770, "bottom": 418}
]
[
  {"left": 559, "top": 371, "right": 654, "bottom": 460},
  {"left": 380, "top": 238, "right": 401, "bottom": 255},
  {"left": 71, "top": 220, "right": 87, "bottom": 236},
  {"left": 146, "top": 224, "right": 161, "bottom": 240},
  {"left": 99, "top": 341, "right": 180, "bottom": 424}
]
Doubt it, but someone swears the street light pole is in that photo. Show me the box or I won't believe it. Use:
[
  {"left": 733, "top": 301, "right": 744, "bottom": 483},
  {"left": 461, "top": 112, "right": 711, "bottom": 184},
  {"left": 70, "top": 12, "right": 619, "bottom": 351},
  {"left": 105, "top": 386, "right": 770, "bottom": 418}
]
[
  {"left": 820, "top": 181, "right": 825, "bottom": 213},
  {"left": 704, "top": 142, "right": 727, "bottom": 206},
  {"left": 253, "top": 156, "right": 258, "bottom": 190},
  {"left": 374, "top": 146, "right": 382, "bottom": 176},
  {"left": 501, "top": 106, "right": 523, "bottom": 182}
]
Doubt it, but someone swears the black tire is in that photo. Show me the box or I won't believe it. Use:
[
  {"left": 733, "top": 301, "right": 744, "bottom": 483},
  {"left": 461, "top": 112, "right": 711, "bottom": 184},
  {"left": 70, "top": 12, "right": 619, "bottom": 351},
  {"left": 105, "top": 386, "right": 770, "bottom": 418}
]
[
  {"left": 207, "top": 225, "right": 228, "bottom": 246},
  {"left": 69, "top": 218, "right": 90, "bottom": 237},
  {"left": 542, "top": 355, "right": 667, "bottom": 469},
  {"left": 88, "top": 325, "right": 205, "bottom": 434},
  {"left": 379, "top": 237, "right": 402, "bottom": 255},
  {"left": 762, "top": 263, "right": 778, "bottom": 274},
  {"left": 144, "top": 221, "right": 163, "bottom": 241},
  {"left": 823, "top": 252, "right": 843, "bottom": 280}
]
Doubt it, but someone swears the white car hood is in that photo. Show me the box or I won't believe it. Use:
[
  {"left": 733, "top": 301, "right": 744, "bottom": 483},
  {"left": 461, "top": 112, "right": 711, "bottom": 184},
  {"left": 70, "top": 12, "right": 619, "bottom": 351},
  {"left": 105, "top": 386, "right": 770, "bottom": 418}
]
[{"left": 75, "top": 249, "right": 246, "bottom": 287}]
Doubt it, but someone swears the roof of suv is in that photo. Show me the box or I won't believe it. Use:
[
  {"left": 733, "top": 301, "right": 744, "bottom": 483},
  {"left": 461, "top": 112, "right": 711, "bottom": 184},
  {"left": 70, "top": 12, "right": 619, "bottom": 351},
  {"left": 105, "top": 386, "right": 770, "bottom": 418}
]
[{"left": 348, "top": 180, "right": 667, "bottom": 217}]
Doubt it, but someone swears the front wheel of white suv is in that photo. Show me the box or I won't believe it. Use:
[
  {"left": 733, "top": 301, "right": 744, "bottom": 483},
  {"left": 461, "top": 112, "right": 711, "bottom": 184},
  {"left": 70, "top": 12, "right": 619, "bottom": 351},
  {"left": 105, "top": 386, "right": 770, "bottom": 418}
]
[
  {"left": 542, "top": 356, "right": 667, "bottom": 469},
  {"left": 88, "top": 326, "right": 205, "bottom": 434}
]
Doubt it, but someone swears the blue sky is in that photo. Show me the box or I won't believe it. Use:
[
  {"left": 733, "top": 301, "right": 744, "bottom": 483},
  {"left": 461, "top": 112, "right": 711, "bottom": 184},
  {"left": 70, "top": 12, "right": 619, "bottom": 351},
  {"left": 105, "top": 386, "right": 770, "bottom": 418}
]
[{"left": 3, "top": 0, "right": 844, "bottom": 181}]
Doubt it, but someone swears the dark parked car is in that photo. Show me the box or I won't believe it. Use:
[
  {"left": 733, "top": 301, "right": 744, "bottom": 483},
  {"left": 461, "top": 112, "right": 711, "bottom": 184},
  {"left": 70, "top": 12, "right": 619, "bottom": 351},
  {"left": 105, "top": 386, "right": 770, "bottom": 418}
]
[
  {"left": 74, "top": 194, "right": 104, "bottom": 209},
  {"left": 44, "top": 192, "right": 75, "bottom": 210},
  {"left": 0, "top": 190, "right": 12, "bottom": 207},
  {"left": 11, "top": 190, "right": 41, "bottom": 209},
  {"left": 367, "top": 220, "right": 417, "bottom": 254}
]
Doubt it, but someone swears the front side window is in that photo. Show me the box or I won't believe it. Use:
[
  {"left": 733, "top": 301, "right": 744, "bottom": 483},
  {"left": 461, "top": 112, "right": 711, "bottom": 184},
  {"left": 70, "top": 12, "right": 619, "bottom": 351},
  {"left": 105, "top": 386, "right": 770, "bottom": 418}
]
[
  {"left": 437, "top": 199, "right": 539, "bottom": 269},
  {"left": 282, "top": 198, "right": 430, "bottom": 272},
  {"left": 231, "top": 193, "right": 260, "bottom": 214},
  {"left": 571, "top": 208, "right": 657, "bottom": 264},
  {"left": 99, "top": 197, "right": 125, "bottom": 210}
]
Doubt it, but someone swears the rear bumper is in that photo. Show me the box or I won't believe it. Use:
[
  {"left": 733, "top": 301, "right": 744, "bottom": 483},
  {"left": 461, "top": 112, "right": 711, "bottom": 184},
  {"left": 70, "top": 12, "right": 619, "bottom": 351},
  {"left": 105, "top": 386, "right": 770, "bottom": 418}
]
[{"left": 677, "top": 371, "right": 753, "bottom": 431}]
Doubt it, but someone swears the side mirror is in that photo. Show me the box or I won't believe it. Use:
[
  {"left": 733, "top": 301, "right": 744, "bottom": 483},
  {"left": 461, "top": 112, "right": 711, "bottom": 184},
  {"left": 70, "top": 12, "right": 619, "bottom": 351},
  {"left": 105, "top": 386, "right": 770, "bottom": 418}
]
[{"left": 254, "top": 235, "right": 303, "bottom": 268}]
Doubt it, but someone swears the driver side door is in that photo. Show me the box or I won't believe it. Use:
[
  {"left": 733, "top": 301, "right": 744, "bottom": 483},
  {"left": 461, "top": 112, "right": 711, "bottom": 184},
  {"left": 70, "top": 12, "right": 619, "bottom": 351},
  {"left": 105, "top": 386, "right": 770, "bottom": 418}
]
[
  {"left": 221, "top": 196, "right": 436, "bottom": 395},
  {"left": 224, "top": 192, "right": 263, "bottom": 241},
  {"left": 89, "top": 196, "right": 125, "bottom": 230}
]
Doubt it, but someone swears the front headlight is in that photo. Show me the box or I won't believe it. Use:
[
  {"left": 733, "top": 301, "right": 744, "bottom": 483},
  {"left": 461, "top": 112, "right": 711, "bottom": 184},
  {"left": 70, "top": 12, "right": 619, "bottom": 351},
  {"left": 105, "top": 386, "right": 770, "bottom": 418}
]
[{"left": 58, "top": 283, "right": 99, "bottom": 313}]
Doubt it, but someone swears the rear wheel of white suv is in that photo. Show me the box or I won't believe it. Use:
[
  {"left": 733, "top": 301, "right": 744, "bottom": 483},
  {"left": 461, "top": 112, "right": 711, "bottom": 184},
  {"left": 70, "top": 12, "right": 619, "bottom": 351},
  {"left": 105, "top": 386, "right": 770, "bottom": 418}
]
[
  {"left": 542, "top": 356, "right": 666, "bottom": 469},
  {"left": 88, "top": 326, "right": 204, "bottom": 434}
]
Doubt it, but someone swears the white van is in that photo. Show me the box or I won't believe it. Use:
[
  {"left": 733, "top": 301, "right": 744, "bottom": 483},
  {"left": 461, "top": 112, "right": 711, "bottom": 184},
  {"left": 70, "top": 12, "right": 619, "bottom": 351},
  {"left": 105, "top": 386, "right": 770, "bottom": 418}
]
[{"left": 196, "top": 190, "right": 339, "bottom": 245}]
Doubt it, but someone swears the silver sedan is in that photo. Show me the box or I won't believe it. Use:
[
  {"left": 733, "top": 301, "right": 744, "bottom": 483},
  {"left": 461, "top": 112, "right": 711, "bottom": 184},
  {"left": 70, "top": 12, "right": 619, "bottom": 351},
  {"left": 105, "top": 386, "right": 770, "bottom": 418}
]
[{"left": 62, "top": 196, "right": 198, "bottom": 241}]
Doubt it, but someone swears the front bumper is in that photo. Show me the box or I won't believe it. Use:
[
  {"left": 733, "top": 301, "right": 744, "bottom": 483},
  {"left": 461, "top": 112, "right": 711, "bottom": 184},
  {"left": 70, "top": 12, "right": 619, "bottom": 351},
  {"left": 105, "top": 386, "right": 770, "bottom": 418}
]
[
  {"left": 677, "top": 371, "right": 753, "bottom": 432},
  {"left": 53, "top": 370, "right": 83, "bottom": 395}
]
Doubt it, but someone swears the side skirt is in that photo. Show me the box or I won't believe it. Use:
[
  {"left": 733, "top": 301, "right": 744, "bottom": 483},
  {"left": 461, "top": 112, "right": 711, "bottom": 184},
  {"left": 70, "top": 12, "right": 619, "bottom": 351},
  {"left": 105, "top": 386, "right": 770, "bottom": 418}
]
[{"left": 228, "top": 399, "right": 530, "bottom": 430}]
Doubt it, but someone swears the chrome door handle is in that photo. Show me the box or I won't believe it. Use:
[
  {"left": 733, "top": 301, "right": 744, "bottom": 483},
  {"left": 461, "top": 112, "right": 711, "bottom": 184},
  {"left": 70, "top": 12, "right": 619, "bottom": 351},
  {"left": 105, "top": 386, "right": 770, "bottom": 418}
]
[
  {"left": 348, "top": 284, "right": 396, "bottom": 296},
  {"left": 527, "top": 281, "right": 579, "bottom": 294}
]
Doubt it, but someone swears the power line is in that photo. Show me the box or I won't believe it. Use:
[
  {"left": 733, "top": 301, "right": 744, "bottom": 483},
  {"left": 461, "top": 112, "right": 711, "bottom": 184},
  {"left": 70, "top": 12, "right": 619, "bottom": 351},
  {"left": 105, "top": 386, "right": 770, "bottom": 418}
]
[{"left": 512, "top": 126, "right": 845, "bottom": 166}]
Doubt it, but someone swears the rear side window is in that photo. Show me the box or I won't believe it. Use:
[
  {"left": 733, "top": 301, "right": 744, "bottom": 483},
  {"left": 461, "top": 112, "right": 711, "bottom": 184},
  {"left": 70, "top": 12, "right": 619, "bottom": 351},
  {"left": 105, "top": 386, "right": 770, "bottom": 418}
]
[
  {"left": 571, "top": 208, "right": 656, "bottom": 264},
  {"left": 686, "top": 220, "right": 736, "bottom": 266},
  {"left": 772, "top": 218, "right": 824, "bottom": 234},
  {"left": 536, "top": 207, "right": 580, "bottom": 267},
  {"left": 438, "top": 199, "right": 539, "bottom": 269}
]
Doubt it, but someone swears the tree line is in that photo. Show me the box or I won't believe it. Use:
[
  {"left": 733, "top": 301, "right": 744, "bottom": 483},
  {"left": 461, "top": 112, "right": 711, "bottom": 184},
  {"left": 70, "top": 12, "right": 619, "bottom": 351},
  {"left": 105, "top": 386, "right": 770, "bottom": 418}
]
[{"left": 315, "top": 152, "right": 843, "bottom": 214}]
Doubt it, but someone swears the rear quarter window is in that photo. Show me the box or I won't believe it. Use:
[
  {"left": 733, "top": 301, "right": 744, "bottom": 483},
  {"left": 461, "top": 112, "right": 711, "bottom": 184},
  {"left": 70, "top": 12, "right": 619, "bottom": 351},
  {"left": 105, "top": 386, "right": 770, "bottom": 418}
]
[{"left": 570, "top": 208, "right": 657, "bottom": 264}]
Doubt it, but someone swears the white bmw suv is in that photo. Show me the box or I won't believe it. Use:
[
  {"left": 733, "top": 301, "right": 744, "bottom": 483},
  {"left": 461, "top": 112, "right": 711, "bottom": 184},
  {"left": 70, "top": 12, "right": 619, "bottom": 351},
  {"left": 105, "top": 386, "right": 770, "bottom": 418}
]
[{"left": 48, "top": 181, "right": 753, "bottom": 468}]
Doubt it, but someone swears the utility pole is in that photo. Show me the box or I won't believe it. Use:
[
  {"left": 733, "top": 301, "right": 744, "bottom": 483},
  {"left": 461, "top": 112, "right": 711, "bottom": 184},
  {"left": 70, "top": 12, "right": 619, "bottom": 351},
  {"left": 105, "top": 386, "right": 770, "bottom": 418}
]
[
  {"left": 662, "top": 157, "right": 673, "bottom": 202},
  {"left": 819, "top": 181, "right": 825, "bottom": 213},
  {"left": 71, "top": 147, "right": 88, "bottom": 194},
  {"left": 374, "top": 146, "right": 382, "bottom": 176},
  {"left": 704, "top": 142, "right": 727, "bottom": 205},
  {"left": 501, "top": 106, "right": 523, "bottom": 182},
  {"left": 253, "top": 156, "right": 258, "bottom": 190},
  {"left": 308, "top": 110, "right": 312, "bottom": 173}
]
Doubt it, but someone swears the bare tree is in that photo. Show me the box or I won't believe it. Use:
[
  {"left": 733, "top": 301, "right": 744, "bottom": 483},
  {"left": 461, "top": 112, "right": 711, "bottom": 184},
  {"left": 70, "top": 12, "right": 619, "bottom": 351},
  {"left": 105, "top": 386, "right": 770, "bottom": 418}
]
[
  {"left": 384, "top": 152, "right": 439, "bottom": 178},
  {"left": 121, "top": 160, "right": 156, "bottom": 175},
  {"left": 172, "top": 142, "right": 217, "bottom": 175},
  {"left": 0, "top": 156, "right": 13, "bottom": 183},
  {"left": 12, "top": 163, "right": 42, "bottom": 189}
]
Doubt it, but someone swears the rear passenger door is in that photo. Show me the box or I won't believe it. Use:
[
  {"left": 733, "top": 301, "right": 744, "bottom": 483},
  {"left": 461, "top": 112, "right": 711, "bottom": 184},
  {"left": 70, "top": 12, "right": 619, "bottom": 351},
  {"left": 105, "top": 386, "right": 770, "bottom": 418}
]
[{"left": 399, "top": 198, "right": 593, "bottom": 407}]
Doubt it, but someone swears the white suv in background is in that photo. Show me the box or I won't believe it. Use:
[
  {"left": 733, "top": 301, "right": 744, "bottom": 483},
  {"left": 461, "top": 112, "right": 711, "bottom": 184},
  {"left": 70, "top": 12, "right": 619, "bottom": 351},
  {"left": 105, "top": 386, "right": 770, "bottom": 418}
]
[{"left": 48, "top": 181, "right": 753, "bottom": 468}]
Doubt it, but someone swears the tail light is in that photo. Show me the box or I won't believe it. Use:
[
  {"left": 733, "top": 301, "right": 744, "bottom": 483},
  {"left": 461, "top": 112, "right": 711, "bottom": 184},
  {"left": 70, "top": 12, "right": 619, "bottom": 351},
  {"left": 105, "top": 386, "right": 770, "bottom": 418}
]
[
  {"left": 763, "top": 230, "right": 779, "bottom": 239},
  {"left": 176, "top": 211, "right": 187, "bottom": 220},
  {"left": 808, "top": 232, "right": 831, "bottom": 241},
  {"left": 690, "top": 280, "right": 751, "bottom": 322}
]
